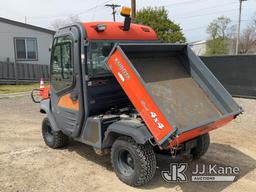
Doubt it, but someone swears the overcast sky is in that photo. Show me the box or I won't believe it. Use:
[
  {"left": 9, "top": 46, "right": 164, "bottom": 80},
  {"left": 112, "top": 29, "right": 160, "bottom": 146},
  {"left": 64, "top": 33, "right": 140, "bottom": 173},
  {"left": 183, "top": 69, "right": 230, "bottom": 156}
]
[{"left": 1, "top": 0, "right": 256, "bottom": 41}]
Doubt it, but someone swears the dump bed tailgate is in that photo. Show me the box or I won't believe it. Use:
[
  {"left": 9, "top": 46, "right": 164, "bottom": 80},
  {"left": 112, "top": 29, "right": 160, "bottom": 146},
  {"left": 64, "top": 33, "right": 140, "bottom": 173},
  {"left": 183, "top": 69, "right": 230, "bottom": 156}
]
[{"left": 107, "top": 43, "right": 242, "bottom": 147}]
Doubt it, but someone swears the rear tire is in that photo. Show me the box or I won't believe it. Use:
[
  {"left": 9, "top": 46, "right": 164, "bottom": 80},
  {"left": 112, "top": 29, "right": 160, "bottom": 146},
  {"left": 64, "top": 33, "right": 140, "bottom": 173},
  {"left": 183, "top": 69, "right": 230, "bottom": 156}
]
[
  {"left": 111, "top": 136, "right": 156, "bottom": 187},
  {"left": 42, "top": 117, "right": 69, "bottom": 149},
  {"left": 191, "top": 133, "right": 210, "bottom": 160}
]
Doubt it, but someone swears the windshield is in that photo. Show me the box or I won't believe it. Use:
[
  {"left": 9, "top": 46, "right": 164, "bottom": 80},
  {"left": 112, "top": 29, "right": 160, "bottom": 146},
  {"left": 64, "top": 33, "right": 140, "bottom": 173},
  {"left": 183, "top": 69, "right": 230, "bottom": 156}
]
[
  {"left": 87, "top": 42, "right": 114, "bottom": 77},
  {"left": 86, "top": 41, "right": 159, "bottom": 78}
]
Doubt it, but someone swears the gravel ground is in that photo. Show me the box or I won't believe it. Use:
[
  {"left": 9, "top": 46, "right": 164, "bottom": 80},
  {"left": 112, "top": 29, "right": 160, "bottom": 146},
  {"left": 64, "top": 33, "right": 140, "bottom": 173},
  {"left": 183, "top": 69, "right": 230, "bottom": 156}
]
[{"left": 0, "top": 96, "right": 255, "bottom": 192}]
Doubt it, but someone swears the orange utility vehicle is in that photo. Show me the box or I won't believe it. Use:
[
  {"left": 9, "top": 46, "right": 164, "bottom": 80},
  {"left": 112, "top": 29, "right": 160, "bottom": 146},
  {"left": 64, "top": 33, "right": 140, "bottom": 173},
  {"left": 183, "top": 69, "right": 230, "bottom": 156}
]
[{"left": 32, "top": 8, "right": 242, "bottom": 186}]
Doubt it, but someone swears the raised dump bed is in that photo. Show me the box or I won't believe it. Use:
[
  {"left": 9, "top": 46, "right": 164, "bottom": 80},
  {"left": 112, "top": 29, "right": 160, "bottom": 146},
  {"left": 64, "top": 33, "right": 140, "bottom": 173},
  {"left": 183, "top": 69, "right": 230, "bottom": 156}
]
[{"left": 107, "top": 43, "right": 242, "bottom": 146}]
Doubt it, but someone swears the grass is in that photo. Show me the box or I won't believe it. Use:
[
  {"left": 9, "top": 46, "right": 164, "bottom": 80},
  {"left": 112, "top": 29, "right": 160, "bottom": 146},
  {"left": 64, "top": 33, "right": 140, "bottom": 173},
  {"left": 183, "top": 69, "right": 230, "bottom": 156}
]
[{"left": 0, "top": 83, "right": 39, "bottom": 94}]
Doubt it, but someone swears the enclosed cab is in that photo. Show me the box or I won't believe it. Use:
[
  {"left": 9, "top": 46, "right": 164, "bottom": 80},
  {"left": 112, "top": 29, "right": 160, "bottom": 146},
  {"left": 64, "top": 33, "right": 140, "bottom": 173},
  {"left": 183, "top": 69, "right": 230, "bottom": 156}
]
[{"left": 34, "top": 11, "right": 242, "bottom": 187}]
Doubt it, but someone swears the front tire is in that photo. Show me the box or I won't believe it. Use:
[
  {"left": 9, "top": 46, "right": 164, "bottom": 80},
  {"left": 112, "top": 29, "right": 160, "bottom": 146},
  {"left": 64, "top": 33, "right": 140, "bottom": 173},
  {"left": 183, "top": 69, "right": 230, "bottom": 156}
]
[
  {"left": 42, "top": 117, "right": 69, "bottom": 149},
  {"left": 111, "top": 136, "right": 156, "bottom": 187}
]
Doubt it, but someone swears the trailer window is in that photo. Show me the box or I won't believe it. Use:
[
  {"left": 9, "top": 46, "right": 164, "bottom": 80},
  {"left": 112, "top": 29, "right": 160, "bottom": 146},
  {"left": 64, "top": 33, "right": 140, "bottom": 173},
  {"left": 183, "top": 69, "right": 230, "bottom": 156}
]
[
  {"left": 14, "top": 38, "right": 38, "bottom": 60},
  {"left": 87, "top": 42, "right": 113, "bottom": 77},
  {"left": 51, "top": 37, "right": 73, "bottom": 92}
]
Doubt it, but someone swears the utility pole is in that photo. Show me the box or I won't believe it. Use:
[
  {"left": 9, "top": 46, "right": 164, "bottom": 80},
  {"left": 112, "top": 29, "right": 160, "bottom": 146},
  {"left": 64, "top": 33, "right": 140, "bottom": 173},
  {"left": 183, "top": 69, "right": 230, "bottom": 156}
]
[
  {"left": 25, "top": 16, "right": 27, "bottom": 24},
  {"left": 235, "top": 0, "right": 247, "bottom": 55},
  {"left": 105, "top": 4, "right": 121, "bottom": 22},
  {"left": 131, "top": 0, "right": 136, "bottom": 21}
]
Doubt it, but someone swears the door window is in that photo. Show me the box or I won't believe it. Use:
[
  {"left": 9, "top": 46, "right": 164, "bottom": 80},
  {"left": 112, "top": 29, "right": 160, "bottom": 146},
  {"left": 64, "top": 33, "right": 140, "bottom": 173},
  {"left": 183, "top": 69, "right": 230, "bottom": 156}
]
[{"left": 51, "top": 36, "right": 73, "bottom": 92}]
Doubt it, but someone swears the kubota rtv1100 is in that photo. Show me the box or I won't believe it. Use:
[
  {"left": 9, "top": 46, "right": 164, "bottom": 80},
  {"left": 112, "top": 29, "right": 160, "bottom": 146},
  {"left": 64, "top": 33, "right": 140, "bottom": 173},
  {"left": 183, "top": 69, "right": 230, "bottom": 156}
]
[{"left": 32, "top": 8, "right": 242, "bottom": 186}]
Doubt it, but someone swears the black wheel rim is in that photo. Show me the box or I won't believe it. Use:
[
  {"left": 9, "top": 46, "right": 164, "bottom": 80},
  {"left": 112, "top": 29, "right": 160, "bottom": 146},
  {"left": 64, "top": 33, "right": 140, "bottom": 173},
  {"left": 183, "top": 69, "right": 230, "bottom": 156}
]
[
  {"left": 117, "top": 149, "right": 135, "bottom": 176},
  {"left": 44, "top": 123, "right": 54, "bottom": 143}
]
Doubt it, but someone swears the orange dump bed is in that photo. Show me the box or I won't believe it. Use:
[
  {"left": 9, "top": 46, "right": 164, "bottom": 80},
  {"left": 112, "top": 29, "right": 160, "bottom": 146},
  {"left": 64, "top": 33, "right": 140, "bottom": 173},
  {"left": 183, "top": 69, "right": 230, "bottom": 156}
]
[{"left": 107, "top": 43, "right": 242, "bottom": 147}]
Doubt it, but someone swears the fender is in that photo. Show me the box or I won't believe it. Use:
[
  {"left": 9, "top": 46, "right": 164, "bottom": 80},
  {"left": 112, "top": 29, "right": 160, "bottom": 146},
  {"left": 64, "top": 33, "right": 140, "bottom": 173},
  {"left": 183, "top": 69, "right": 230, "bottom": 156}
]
[
  {"left": 40, "top": 99, "right": 60, "bottom": 131},
  {"left": 103, "top": 119, "right": 153, "bottom": 148}
]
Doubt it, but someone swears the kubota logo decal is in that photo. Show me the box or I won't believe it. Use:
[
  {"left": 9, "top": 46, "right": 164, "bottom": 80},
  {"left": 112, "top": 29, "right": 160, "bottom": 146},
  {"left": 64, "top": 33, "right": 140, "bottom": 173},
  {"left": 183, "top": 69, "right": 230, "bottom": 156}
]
[{"left": 115, "top": 58, "right": 130, "bottom": 81}]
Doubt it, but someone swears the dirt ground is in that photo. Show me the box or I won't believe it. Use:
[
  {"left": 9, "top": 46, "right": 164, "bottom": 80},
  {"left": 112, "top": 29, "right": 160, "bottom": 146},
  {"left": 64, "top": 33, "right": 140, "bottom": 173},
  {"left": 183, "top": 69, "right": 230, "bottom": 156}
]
[{"left": 0, "top": 96, "right": 255, "bottom": 192}]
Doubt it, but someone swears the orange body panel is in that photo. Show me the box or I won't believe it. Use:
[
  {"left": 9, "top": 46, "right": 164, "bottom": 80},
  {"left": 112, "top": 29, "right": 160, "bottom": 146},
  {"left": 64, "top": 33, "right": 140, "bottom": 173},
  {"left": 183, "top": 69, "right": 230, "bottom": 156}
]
[
  {"left": 107, "top": 49, "right": 174, "bottom": 143},
  {"left": 169, "top": 115, "right": 234, "bottom": 147},
  {"left": 58, "top": 94, "right": 79, "bottom": 111},
  {"left": 83, "top": 22, "right": 158, "bottom": 41}
]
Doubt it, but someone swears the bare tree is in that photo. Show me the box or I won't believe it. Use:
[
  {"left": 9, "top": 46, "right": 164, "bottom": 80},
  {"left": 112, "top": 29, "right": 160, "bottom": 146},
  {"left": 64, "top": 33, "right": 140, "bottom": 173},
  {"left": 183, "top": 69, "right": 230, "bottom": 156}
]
[
  {"left": 237, "top": 13, "right": 256, "bottom": 54},
  {"left": 239, "top": 26, "right": 256, "bottom": 54},
  {"left": 207, "top": 16, "right": 234, "bottom": 40},
  {"left": 207, "top": 22, "right": 219, "bottom": 39},
  {"left": 206, "top": 16, "right": 236, "bottom": 55},
  {"left": 50, "top": 14, "right": 81, "bottom": 31},
  {"left": 251, "top": 12, "right": 256, "bottom": 29}
]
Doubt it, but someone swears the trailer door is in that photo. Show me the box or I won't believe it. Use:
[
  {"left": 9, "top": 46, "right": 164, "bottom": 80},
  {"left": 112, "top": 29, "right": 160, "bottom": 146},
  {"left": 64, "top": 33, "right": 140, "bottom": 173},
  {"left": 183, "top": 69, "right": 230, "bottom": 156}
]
[{"left": 50, "top": 34, "right": 84, "bottom": 137}]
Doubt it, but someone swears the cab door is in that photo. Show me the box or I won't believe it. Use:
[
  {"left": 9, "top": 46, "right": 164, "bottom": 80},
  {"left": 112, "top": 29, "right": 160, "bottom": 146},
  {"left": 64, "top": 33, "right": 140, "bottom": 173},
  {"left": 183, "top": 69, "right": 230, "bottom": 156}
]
[{"left": 50, "top": 34, "right": 84, "bottom": 137}]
